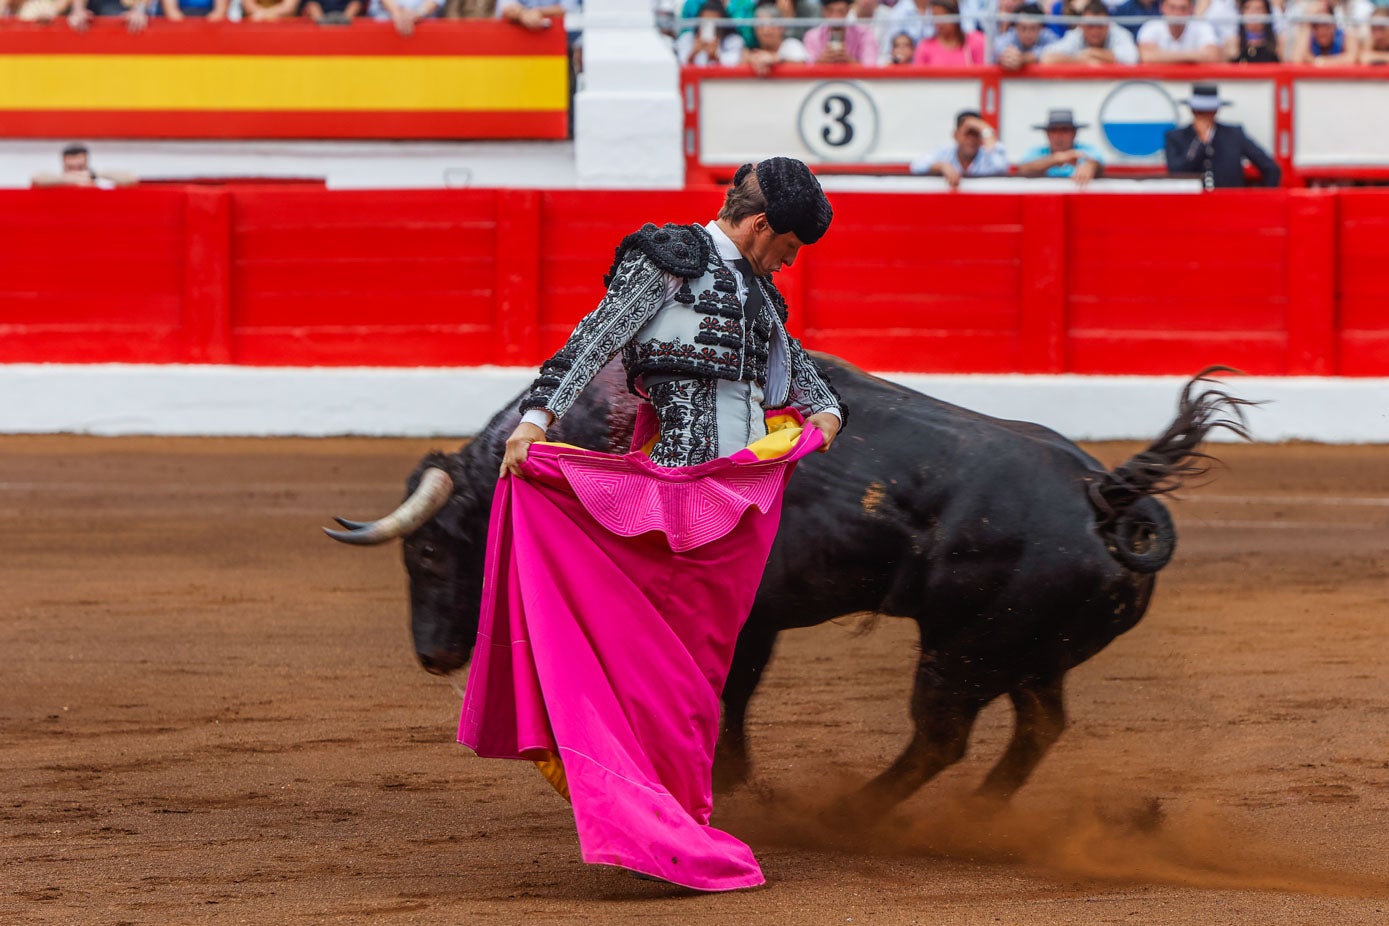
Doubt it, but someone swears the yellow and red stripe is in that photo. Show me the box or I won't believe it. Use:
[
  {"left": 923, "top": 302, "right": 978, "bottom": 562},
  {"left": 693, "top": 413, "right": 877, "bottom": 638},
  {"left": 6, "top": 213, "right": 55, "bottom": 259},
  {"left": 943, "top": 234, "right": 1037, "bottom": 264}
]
[{"left": 0, "top": 21, "right": 568, "bottom": 139}]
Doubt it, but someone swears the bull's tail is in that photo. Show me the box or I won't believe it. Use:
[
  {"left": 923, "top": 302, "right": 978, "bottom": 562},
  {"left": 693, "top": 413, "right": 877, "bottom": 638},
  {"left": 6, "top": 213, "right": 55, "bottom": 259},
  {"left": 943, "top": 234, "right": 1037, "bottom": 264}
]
[{"left": 1091, "top": 367, "right": 1254, "bottom": 574}]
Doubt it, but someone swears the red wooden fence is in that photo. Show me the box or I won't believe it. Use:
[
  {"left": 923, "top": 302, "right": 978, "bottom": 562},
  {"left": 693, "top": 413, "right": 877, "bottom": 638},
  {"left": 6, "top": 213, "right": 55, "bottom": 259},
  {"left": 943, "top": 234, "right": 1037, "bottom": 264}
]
[{"left": 2, "top": 186, "right": 1386, "bottom": 376}]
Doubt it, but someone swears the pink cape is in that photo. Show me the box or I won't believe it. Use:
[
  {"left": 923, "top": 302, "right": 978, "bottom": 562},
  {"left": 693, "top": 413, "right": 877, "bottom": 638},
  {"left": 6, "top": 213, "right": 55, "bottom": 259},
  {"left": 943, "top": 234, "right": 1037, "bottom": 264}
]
[{"left": 459, "top": 416, "right": 822, "bottom": 891}]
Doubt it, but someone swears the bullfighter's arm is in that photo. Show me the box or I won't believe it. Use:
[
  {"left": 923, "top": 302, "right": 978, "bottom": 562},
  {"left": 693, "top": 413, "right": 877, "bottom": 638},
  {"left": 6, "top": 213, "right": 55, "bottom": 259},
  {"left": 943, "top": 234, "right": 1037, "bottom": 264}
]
[
  {"left": 518, "top": 252, "right": 670, "bottom": 424},
  {"left": 784, "top": 335, "right": 845, "bottom": 448}
]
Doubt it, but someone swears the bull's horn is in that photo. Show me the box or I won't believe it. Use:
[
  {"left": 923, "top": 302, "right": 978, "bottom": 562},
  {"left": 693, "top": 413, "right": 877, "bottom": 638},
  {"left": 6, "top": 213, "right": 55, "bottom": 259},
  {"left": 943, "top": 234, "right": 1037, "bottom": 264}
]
[{"left": 323, "top": 467, "right": 452, "bottom": 546}]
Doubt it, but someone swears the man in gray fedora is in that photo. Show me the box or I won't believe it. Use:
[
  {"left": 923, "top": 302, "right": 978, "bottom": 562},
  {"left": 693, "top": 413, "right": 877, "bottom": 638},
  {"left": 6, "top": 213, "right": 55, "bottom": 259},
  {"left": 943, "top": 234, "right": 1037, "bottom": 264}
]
[
  {"left": 1164, "top": 83, "right": 1281, "bottom": 189},
  {"left": 1017, "top": 108, "right": 1105, "bottom": 187}
]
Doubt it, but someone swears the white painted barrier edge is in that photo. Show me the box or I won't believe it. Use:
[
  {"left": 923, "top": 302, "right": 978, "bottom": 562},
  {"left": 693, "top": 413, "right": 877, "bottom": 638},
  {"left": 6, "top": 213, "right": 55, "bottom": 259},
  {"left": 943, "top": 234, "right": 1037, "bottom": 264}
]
[{"left": 3, "top": 364, "right": 1386, "bottom": 443}]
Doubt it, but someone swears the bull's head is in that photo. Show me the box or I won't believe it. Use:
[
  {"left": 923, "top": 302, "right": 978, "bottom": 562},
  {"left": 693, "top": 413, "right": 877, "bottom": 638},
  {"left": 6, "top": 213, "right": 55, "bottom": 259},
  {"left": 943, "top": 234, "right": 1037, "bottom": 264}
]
[{"left": 324, "top": 450, "right": 491, "bottom": 675}]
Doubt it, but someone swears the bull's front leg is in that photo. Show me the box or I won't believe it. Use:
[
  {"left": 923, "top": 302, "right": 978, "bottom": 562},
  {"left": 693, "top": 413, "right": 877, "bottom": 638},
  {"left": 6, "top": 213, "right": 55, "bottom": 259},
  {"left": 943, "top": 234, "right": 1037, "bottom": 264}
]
[
  {"left": 714, "top": 622, "right": 779, "bottom": 793},
  {"left": 975, "top": 675, "right": 1067, "bottom": 801}
]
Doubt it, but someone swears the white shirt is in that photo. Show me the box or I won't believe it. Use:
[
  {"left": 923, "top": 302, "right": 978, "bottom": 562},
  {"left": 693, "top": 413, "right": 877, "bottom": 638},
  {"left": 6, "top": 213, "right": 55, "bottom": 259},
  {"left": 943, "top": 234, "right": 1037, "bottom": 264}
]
[
  {"left": 909, "top": 143, "right": 1010, "bottom": 177},
  {"left": 765, "top": 36, "right": 810, "bottom": 63},
  {"left": 675, "top": 30, "right": 747, "bottom": 66},
  {"left": 1044, "top": 22, "right": 1141, "bottom": 63},
  {"left": 1200, "top": 0, "right": 1241, "bottom": 44},
  {"left": 1136, "top": 17, "right": 1220, "bottom": 51}
]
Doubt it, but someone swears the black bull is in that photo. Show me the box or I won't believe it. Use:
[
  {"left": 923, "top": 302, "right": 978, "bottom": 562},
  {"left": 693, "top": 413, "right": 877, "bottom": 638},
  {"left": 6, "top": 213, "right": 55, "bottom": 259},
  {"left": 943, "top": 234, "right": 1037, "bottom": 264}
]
[{"left": 327, "top": 355, "right": 1247, "bottom": 815}]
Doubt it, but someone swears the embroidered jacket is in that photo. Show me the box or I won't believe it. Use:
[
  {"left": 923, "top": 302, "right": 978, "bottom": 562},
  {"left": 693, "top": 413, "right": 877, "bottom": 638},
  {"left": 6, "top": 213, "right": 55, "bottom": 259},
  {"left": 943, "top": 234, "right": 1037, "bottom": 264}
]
[{"left": 519, "top": 222, "right": 844, "bottom": 426}]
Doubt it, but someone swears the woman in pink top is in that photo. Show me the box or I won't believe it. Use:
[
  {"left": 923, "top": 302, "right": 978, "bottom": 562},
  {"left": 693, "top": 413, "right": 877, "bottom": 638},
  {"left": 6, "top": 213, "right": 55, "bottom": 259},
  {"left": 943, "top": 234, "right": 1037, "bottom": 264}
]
[{"left": 912, "top": 0, "right": 987, "bottom": 64}]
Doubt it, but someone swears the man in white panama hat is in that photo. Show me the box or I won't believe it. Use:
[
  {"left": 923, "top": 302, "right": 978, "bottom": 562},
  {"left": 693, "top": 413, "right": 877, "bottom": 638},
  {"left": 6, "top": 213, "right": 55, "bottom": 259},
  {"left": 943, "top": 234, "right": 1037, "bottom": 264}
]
[{"left": 1163, "top": 83, "right": 1281, "bottom": 189}]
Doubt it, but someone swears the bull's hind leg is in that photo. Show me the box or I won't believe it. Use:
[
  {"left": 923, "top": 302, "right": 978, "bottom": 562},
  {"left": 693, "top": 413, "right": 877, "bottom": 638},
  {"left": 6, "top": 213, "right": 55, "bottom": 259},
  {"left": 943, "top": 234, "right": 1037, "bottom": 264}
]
[
  {"left": 714, "top": 622, "right": 779, "bottom": 792},
  {"left": 976, "top": 675, "right": 1067, "bottom": 801},
  {"left": 829, "top": 654, "right": 983, "bottom": 824}
]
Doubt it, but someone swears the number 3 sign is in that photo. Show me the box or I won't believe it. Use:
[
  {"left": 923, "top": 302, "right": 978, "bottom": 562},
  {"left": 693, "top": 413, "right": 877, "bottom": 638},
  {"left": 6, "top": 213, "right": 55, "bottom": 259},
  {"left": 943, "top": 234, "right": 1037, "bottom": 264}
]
[{"left": 796, "top": 81, "right": 879, "bottom": 162}]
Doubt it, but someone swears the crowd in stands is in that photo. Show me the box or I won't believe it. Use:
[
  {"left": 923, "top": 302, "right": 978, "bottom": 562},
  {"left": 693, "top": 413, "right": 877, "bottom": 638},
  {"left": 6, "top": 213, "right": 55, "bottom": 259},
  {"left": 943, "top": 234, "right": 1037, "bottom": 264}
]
[
  {"left": 7, "top": 0, "right": 1387, "bottom": 65},
  {"left": 661, "top": 0, "right": 1389, "bottom": 65},
  {"left": 2, "top": 0, "right": 576, "bottom": 36}
]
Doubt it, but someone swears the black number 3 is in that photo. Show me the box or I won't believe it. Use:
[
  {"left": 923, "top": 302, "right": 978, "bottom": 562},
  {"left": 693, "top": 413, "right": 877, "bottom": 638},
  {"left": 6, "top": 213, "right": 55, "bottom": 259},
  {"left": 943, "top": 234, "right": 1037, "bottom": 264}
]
[{"left": 821, "top": 94, "right": 854, "bottom": 147}]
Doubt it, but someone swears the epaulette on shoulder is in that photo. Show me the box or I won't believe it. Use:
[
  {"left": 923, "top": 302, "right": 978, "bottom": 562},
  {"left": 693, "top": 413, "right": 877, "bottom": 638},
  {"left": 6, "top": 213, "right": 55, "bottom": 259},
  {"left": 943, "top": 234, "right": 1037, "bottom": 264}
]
[{"left": 603, "top": 223, "right": 710, "bottom": 287}]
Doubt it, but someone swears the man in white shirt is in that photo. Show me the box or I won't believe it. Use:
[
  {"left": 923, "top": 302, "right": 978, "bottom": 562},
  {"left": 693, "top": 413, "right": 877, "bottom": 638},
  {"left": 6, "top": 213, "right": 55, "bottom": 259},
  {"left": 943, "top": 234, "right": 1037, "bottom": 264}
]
[
  {"left": 1136, "top": 0, "right": 1221, "bottom": 60},
  {"left": 746, "top": 2, "right": 810, "bottom": 74},
  {"left": 910, "top": 111, "right": 1010, "bottom": 189},
  {"left": 1041, "top": 0, "right": 1140, "bottom": 63}
]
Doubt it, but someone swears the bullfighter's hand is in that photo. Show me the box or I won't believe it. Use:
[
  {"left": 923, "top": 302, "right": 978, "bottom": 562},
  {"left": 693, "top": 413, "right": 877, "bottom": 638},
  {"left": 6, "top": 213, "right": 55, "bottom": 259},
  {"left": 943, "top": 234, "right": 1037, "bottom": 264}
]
[
  {"left": 501, "top": 421, "right": 547, "bottom": 478},
  {"left": 806, "top": 411, "right": 841, "bottom": 453}
]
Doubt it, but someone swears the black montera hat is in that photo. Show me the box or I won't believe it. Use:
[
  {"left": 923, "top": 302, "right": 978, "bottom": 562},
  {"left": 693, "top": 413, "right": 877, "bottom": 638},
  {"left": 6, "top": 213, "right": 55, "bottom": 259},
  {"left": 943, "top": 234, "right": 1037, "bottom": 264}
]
[{"left": 733, "top": 157, "right": 833, "bottom": 244}]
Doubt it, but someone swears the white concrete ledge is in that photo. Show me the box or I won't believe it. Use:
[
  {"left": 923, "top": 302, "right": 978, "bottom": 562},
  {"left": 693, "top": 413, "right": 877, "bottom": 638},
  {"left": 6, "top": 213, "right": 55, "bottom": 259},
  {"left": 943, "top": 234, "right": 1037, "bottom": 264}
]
[{"left": 2, "top": 364, "right": 1386, "bottom": 443}]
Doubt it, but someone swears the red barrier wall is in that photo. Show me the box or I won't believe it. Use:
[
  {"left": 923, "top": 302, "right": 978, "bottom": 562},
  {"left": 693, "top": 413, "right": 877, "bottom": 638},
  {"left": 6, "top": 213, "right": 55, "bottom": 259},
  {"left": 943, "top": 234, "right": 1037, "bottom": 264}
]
[{"left": 3, "top": 186, "right": 1388, "bottom": 376}]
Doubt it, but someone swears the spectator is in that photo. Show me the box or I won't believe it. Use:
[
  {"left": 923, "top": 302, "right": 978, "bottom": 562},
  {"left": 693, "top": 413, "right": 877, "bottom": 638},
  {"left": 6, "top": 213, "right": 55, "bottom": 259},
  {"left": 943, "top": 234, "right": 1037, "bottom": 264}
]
[
  {"left": 995, "top": 0, "right": 1025, "bottom": 20},
  {"left": 445, "top": 0, "right": 492, "bottom": 16},
  {"left": 246, "top": 0, "right": 301, "bottom": 19},
  {"left": 67, "top": 0, "right": 149, "bottom": 30},
  {"left": 1111, "top": 0, "right": 1162, "bottom": 36},
  {"left": 1226, "top": 0, "right": 1280, "bottom": 59},
  {"left": 680, "top": 0, "right": 757, "bottom": 48},
  {"left": 1045, "top": 0, "right": 1091, "bottom": 37},
  {"left": 996, "top": 2, "right": 1057, "bottom": 67},
  {"left": 744, "top": 1, "right": 809, "bottom": 72},
  {"left": 375, "top": 0, "right": 442, "bottom": 32},
  {"left": 804, "top": 0, "right": 879, "bottom": 63},
  {"left": 1362, "top": 5, "right": 1389, "bottom": 63},
  {"left": 1195, "top": 0, "right": 1242, "bottom": 44},
  {"left": 1164, "top": 83, "right": 1280, "bottom": 188},
  {"left": 889, "top": 30, "right": 919, "bottom": 60},
  {"left": 848, "top": 0, "right": 894, "bottom": 61},
  {"left": 775, "top": 0, "right": 827, "bottom": 39},
  {"left": 305, "top": 0, "right": 364, "bottom": 19},
  {"left": 1017, "top": 108, "right": 1105, "bottom": 186},
  {"left": 677, "top": 0, "right": 748, "bottom": 64},
  {"left": 909, "top": 110, "right": 1009, "bottom": 189},
  {"left": 883, "top": 0, "right": 937, "bottom": 63},
  {"left": 14, "top": 0, "right": 73, "bottom": 20},
  {"left": 32, "top": 144, "right": 136, "bottom": 189},
  {"left": 913, "top": 0, "right": 988, "bottom": 61},
  {"left": 497, "top": 0, "right": 575, "bottom": 34},
  {"left": 1288, "top": 0, "right": 1359, "bottom": 62},
  {"left": 959, "top": 0, "right": 994, "bottom": 31},
  {"left": 1137, "top": 0, "right": 1222, "bottom": 60},
  {"left": 160, "top": 0, "right": 230, "bottom": 19},
  {"left": 1042, "top": 0, "right": 1141, "bottom": 62}
]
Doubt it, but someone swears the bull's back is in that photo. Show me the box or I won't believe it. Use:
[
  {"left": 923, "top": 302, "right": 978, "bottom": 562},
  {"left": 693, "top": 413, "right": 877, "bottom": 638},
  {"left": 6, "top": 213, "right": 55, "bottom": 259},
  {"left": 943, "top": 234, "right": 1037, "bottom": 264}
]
[{"left": 760, "top": 358, "right": 1142, "bottom": 630}]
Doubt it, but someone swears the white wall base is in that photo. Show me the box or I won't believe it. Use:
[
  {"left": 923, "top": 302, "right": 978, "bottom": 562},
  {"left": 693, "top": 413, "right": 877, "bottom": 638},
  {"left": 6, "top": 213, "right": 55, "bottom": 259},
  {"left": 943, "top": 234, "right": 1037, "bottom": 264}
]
[
  {"left": 3, "top": 364, "right": 1386, "bottom": 443},
  {"left": 0, "top": 140, "right": 581, "bottom": 190}
]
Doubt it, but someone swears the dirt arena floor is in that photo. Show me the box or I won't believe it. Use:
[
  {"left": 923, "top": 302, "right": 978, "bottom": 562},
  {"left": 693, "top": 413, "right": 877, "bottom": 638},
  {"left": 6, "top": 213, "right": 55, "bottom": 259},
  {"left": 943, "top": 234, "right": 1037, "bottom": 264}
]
[{"left": 3, "top": 435, "right": 1387, "bottom": 925}]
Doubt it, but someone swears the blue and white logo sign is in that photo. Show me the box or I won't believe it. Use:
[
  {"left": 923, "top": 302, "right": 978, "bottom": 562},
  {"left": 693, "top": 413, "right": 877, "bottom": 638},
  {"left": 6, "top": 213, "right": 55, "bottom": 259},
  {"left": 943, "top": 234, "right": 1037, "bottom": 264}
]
[{"left": 1099, "top": 81, "right": 1179, "bottom": 158}]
